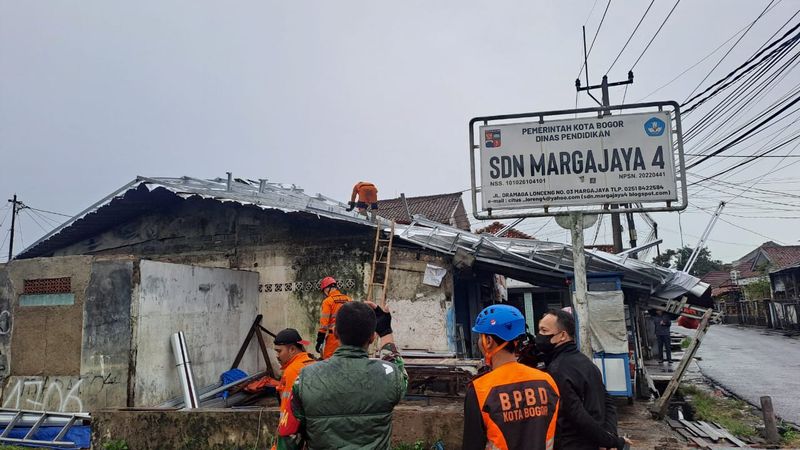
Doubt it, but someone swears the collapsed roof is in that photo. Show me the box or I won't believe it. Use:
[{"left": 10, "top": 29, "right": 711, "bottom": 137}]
[{"left": 17, "top": 176, "right": 709, "bottom": 302}]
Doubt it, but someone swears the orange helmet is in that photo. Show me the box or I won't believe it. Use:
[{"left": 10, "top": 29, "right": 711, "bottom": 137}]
[{"left": 320, "top": 276, "right": 337, "bottom": 291}]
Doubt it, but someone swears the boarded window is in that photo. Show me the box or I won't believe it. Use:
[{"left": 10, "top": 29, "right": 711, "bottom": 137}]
[
  {"left": 20, "top": 277, "right": 74, "bottom": 307},
  {"left": 23, "top": 277, "right": 71, "bottom": 294}
]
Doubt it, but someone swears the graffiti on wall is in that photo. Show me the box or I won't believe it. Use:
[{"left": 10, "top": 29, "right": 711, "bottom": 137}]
[{"left": 1, "top": 373, "right": 120, "bottom": 412}]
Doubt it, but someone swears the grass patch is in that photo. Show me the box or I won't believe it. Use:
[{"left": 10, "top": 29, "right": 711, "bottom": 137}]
[
  {"left": 392, "top": 441, "right": 426, "bottom": 450},
  {"left": 783, "top": 427, "right": 800, "bottom": 447},
  {"left": 679, "top": 384, "right": 758, "bottom": 438},
  {"left": 103, "top": 440, "right": 130, "bottom": 450},
  {"left": 0, "top": 446, "right": 29, "bottom": 450}
]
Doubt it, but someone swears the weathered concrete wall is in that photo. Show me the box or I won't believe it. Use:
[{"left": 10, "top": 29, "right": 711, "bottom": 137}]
[
  {"left": 386, "top": 249, "right": 454, "bottom": 352},
  {"left": 0, "top": 256, "right": 123, "bottom": 412},
  {"left": 5, "top": 256, "right": 93, "bottom": 376},
  {"left": 0, "top": 264, "right": 12, "bottom": 379},
  {"left": 41, "top": 198, "right": 456, "bottom": 352},
  {"left": 92, "top": 404, "right": 463, "bottom": 450},
  {"left": 133, "top": 260, "right": 260, "bottom": 407},
  {"left": 80, "top": 259, "right": 135, "bottom": 409},
  {"left": 54, "top": 198, "right": 375, "bottom": 344}
]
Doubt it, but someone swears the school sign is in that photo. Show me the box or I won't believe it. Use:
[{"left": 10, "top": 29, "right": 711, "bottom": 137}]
[{"left": 478, "top": 111, "right": 678, "bottom": 211}]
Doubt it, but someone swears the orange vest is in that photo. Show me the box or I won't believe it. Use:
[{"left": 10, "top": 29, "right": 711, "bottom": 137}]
[
  {"left": 352, "top": 182, "right": 378, "bottom": 204},
  {"left": 471, "top": 362, "right": 560, "bottom": 450},
  {"left": 273, "top": 352, "right": 316, "bottom": 450},
  {"left": 318, "top": 289, "right": 352, "bottom": 359}
]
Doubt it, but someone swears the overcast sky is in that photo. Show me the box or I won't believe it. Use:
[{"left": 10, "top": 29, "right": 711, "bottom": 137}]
[{"left": 1, "top": 1, "right": 798, "bottom": 264}]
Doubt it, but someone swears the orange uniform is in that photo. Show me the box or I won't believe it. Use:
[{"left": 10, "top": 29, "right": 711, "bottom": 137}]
[
  {"left": 464, "top": 361, "right": 560, "bottom": 450},
  {"left": 350, "top": 182, "right": 378, "bottom": 208},
  {"left": 272, "top": 351, "right": 315, "bottom": 450},
  {"left": 318, "top": 288, "right": 352, "bottom": 359}
]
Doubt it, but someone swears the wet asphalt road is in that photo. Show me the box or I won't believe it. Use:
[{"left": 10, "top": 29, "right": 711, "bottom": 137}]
[{"left": 694, "top": 324, "right": 800, "bottom": 425}]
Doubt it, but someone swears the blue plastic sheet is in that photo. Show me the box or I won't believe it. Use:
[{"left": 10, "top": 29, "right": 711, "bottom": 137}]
[
  {"left": 219, "top": 368, "right": 248, "bottom": 399},
  {"left": 1, "top": 425, "right": 91, "bottom": 449}
]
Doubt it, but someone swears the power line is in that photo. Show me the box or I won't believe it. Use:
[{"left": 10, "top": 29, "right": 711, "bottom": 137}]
[
  {"left": 683, "top": 29, "right": 800, "bottom": 113},
  {"left": 629, "top": 0, "right": 681, "bottom": 71},
  {"left": 688, "top": 133, "right": 800, "bottom": 186},
  {"left": 605, "top": 0, "right": 654, "bottom": 75},
  {"left": 22, "top": 209, "right": 50, "bottom": 234},
  {"left": 0, "top": 229, "right": 10, "bottom": 262},
  {"left": 27, "top": 206, "right": 73, "bottom": 218},
  {"left": 682, "top": 0, "right": 778, "bottom": 103},
  {"left": 690, "top": 202, "right": 787, "bottom": 244},
  {"left": 577, "top": 0, "right": 612, "bottom": 79},
  {"left": 685, "top": 92, "right": 800, "bottom": 170},
  {"left": 685, "top": 153, "right": 800, "bottom": 157}
]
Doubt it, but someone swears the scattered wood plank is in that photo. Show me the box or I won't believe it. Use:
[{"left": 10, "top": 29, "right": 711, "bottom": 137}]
[
  {"left": 696, "top": 420, "right": 724, "bottom": 441},
  {"left": 680, "top": 418, "right": 710, "bottom": 438}
]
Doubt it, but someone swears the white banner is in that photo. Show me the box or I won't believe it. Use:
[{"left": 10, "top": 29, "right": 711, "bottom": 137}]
[{"left": 479, "top": 111, "right": 677, "bottom": 210}]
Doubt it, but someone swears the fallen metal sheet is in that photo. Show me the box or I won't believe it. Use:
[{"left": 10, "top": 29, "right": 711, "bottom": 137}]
[
  {"left": 666, "top": 417, "right": 749, "bottom": 448},
  {"left": 395, "top": 216, "right": 710, "bottom": 300},
  {"left": 158, "top": 370, "right": 269, "bottom": 409}
]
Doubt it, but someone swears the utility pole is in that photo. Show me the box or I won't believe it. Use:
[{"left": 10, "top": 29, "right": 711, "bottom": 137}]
[
  {"left": 576, "top": 72, "right": 634, "bottom": 253},
  {"left": 7, "top": 194, "right": 23, "bottom": 261},
  {"left": 625, "top": 206, "right": 638, "bottom": 258}
]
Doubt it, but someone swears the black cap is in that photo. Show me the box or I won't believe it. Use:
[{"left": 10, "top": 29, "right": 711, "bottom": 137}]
[{"left": 274, "top": 328, "right": 310, "bottom": 346}]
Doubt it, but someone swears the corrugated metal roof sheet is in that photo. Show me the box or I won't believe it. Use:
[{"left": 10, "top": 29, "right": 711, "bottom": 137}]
[
  {"left": 17, "top": 175, "right": 708, "bottom": 302},
  {"left": 18, "top": 176, "right": 376, "bottom": 259}
]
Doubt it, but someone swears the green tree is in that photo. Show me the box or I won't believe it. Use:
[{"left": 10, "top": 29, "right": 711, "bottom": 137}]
[{"left": 652, "top": 246, "right": 724, "bottom": 277}]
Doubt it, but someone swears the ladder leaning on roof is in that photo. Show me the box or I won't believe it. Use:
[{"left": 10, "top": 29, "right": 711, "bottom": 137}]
[
  {"left": 366, "top": 221, "right": 395, "bottom": 308},
  {"left": 0, "top": 408, "right": 91, "bottom": 448}
]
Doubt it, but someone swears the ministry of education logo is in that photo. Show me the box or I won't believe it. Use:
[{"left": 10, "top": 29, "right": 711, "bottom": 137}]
[
  {"left": 644, "top": 117, "right": 666, "bottom": 137},
  {"left": 485, "top": 129, "right": 501, "bottom": 148}
]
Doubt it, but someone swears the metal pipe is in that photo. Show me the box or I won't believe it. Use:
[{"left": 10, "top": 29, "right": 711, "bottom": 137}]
[
  {"left": 226, "top": 172, "right": 233, "bottom": 191},
  {"left": 171, "top": 332, "right": 199, "bottom": 409}
]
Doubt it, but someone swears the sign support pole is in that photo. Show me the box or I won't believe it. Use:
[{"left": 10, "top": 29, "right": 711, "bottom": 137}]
[{"left": 567, "top": 212, "right": 592, "bottom": 357}]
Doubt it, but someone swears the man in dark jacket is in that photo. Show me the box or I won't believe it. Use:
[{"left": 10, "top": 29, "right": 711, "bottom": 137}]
[
  {"left": 537, "top": 308, "right": 629, "bottom": 450},
  {"left": 278, "top": 301, "right": 406, "bottom": 450},
  {"left": 653, "top": 309, "right": 672, "bottom": 363}
]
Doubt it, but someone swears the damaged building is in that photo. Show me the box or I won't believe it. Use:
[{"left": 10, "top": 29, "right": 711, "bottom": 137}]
[{"left": 0, "top": 175, "right": 712, "bottom": 415}]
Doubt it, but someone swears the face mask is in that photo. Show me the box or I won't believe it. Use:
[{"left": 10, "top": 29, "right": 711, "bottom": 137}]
[{"left": 534, "top": 333, "right": 557, "bottom": 355}]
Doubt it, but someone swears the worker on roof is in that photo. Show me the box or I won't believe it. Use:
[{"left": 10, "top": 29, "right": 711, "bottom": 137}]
[
  {"left": 271, "top": 328, "right": 316, "bottom": 450},
  {"left": 316, "top": 276, "right": 352, "bottom": 359},
  {"left": 346, "top": 181, "right": 378, "bottom": 213},
  {"left": 463, "top": 304, "right": 560, "bottom": 450}
]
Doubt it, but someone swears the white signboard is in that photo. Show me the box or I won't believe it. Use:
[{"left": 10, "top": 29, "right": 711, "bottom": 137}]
[{"left": 479, "top": 111, "right": 677, "bottom": 210}]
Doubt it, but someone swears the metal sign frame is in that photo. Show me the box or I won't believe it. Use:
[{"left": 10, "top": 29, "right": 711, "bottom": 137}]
[{"left": 469, "top": 101, "right": 687, "bottom": 220}]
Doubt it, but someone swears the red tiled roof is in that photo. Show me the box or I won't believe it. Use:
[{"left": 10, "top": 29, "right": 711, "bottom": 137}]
[
  {"left": 376, "top": 192, "right": 470, "bottom": 231},
  {"left": 701, "top": 271, "right": 741, "bottom": 298},
  {"left": 763, "top": 246, "right": 800, "bottom": 271},
  {"left": 701, "top": 271, "right": 732, "bottom": 288},
  {"left": 731, "top": 242, "right": 800, "bottom": 279},
  {"left": 475, "top": 221, "right": 534, "bottom": 239}
]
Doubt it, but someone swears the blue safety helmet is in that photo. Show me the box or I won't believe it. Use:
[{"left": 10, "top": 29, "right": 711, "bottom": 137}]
[{"left": 472, "top": 304, "right": 526, "bottom": 341}]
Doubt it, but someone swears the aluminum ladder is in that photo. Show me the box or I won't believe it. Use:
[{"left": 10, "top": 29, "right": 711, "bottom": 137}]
[
  {"left": 366, "top": 221, "right": 395, "bottom": 307},
  {"left": 0, "top": 408, "right": 90, "bottom": 448}
]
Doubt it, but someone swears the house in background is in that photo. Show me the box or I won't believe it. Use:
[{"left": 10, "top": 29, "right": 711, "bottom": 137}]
[
  {"left": 705, "top": 241, "right": 800, "bottom": 329},
  {"left": 376, "top": 192, "right": 470, "bottom": 231}
]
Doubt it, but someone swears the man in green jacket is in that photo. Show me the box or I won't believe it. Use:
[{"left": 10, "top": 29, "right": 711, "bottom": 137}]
[{"left": 278, "top": 301, "right": 407, "bottom": 450}]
